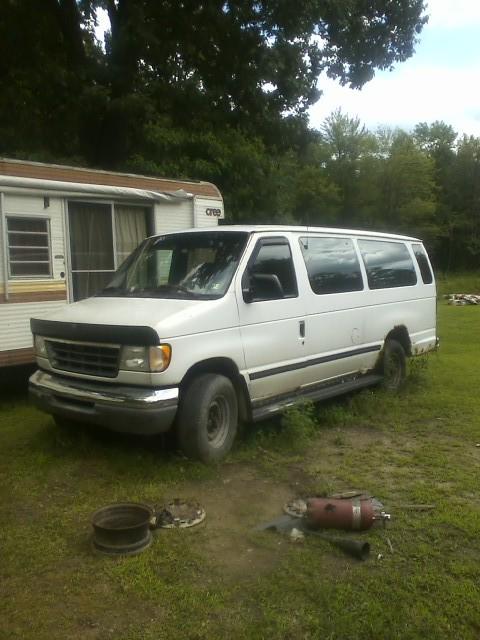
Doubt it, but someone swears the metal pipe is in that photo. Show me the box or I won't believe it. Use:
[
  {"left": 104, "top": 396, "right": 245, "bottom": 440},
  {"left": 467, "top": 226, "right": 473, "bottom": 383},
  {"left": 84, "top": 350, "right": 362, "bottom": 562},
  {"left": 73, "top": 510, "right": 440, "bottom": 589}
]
[{"left": 301, "top": 528, "right": 370, "bottom": 561}]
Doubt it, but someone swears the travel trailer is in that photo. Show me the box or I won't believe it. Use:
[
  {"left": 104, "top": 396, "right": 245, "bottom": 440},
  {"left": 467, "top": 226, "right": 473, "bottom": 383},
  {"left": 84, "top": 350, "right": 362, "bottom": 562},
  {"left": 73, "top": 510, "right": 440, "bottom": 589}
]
[
  {"left": 0, "top": 158, "right": 224, "bottom": 367},
  {"left": 29, "top": 225, "right": 437, "bottom": 462}
]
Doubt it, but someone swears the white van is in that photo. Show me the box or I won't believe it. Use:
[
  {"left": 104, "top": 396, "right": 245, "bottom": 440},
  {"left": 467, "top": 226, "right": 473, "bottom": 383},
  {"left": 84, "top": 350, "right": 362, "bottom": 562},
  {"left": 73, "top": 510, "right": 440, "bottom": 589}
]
[{"left": 29, "top": 226, "right": 437, "bottom": 461}]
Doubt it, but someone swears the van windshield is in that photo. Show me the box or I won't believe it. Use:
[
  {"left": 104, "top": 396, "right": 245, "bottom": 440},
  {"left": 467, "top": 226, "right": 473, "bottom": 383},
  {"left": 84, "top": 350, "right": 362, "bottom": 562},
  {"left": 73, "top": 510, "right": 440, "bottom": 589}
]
[{"left": 98, "top": 231, "right": 249, "bottom": 299}]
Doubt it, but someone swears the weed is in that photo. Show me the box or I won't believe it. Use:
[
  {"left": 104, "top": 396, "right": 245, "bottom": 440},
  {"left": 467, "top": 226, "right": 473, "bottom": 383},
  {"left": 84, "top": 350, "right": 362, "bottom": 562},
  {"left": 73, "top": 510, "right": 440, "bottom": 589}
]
[
  {"left": 406, "top": 353, "right": 430, "bottom": 386},
  {"left": 331, "top": 432, "right": 346, "bottom": 447},
  {"left": 279, "top": 401, "right": 318, "bottom": 448}
]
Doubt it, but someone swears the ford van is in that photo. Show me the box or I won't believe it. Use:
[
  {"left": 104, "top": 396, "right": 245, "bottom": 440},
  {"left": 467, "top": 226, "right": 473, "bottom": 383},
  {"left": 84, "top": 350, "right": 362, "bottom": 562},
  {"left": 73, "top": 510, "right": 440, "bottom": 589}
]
[{"left": 29, "top": 226, "right": 437, "bottom": 461}]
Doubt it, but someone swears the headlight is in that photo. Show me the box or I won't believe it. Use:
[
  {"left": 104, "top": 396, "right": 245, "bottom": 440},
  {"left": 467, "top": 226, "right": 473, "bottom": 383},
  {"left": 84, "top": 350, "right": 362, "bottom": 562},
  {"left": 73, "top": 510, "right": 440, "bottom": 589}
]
[
  {"left": 120, "top": 346, "right": 149, "bottom": 371},
  {"left": 119, "top": 345, "right": 171, "bottom": 373},
  {"left": 34, "top": 335, "right": 48, "bottom": 358}
]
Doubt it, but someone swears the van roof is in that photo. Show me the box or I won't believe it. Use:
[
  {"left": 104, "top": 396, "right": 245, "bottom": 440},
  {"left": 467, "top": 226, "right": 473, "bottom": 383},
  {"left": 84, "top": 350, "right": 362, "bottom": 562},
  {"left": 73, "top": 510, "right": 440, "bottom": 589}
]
[{"left": 160, "top": 225, "right": 421, "bottom": 242}]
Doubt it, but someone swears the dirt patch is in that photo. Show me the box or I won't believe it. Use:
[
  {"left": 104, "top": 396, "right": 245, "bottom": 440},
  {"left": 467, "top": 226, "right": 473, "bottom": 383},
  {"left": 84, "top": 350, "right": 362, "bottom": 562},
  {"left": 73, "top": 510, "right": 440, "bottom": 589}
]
[{"left": 160, "top": 463, "right": 296, "bottom": 580}]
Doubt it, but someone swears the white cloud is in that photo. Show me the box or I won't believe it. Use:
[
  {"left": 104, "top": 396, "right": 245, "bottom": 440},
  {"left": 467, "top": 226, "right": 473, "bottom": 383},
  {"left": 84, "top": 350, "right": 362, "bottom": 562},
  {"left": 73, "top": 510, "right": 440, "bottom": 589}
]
[
  {"left": 308, "top": 0, "right": 480, "bottom": 138},
  {"left": 425, "top": 0, "right": 480, "bottom": 28},
  {"left": 309, "top": 64, "right": 480, "bottom": 137}
]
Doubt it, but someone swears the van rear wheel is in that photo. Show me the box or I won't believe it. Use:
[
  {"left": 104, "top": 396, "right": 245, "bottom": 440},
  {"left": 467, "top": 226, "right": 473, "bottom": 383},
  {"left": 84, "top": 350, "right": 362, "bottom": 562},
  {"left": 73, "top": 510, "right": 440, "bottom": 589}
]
[
  {"left": 177, "top": 374, "right": 238, "bottom": 463},
  {"left": 382, "top": 339, "right": 406, "bottom": 391}
]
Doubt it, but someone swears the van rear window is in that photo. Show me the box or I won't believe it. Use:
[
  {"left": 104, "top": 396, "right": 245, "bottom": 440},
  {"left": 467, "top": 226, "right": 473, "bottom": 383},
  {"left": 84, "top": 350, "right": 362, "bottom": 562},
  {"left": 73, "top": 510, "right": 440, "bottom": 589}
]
[
  {"left": 412, "top": 244, "right": 433, "bottom": 284},
  {"left": 299, "top": 237, "right": 363, "bottom": 294},
  {"left": 358, "top": 240, "right": 417, "bottom": 289}
]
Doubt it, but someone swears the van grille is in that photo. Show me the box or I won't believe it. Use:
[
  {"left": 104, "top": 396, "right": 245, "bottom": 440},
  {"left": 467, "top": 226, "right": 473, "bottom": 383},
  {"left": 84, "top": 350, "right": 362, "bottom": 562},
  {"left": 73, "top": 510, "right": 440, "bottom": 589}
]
[{"left": 46, "top": 339, "right": 120, "bottom": 378}]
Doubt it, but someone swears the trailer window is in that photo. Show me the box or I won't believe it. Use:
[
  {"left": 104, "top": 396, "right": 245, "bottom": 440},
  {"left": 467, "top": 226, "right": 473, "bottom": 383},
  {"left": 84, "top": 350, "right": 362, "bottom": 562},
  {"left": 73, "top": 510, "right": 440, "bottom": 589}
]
[
  {"left": 6, "top": 217, "right": 52, "bottom": 277},
  {"left": 299, "top": 236, "right": 363, "bottom": 294},
  {"left": 412, "top": 244, "right": 433, "bottom": 284},
  {"left": 358, "top": 240, "right": 417, "bottom": 289}
]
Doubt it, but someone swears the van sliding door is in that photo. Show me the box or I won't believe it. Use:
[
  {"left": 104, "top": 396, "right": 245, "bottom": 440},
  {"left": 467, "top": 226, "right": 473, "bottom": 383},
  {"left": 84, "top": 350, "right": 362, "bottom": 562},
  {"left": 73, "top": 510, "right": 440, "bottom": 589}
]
[{"left": 299, "top": 236, "right": 371, "bottom": 384}]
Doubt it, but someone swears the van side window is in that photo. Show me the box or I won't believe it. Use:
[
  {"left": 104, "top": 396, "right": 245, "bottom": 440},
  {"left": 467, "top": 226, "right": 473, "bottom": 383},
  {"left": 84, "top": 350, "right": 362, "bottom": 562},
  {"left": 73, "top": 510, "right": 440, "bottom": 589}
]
[
  {"left": 244, "top": 238, "right": 298, "bottom": 301},
  {"left": 358, "top": 239, "right": 417, "bottom": 289},
  {"left": 299, "top": 236, "right": 363, "bottom": 294},
  {"left": 412, "top": 243, "right": 433, "bottom": 284}
]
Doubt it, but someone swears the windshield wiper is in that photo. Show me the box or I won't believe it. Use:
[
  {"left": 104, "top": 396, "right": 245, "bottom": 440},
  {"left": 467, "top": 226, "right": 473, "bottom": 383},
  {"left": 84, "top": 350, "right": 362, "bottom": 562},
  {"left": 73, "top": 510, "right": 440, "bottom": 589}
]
[
  {"left": 122, "top": 284, "right": 195, "bottom": 298},
  {"left": 155, "top": 284, "right": 191, "bottom": 294}
]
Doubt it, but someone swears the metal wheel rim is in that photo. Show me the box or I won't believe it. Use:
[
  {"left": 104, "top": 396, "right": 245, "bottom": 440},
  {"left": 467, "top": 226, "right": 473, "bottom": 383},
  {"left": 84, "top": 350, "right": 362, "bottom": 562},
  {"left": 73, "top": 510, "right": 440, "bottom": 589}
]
[{"left": 207, "top": 396, "right": 230, "bottom": 448}]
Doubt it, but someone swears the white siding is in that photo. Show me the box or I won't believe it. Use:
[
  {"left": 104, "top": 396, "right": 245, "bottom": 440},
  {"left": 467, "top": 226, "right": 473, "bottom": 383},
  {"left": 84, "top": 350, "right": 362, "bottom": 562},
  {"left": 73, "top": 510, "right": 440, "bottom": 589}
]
[
  {"left": 154, "top": 200, "right": 194, "bottom": 234},
  {"left": 194, "top": 196, "right": 224, "bottom": 228},
  {"left": 0, "top": 300, "right": 67, "bottom": 351},
  {"left": 4, "top": 193, "right": 61, "bottom": 215},
  {"left": 2, "top": 193, "right": 66, "bottom": 282}
]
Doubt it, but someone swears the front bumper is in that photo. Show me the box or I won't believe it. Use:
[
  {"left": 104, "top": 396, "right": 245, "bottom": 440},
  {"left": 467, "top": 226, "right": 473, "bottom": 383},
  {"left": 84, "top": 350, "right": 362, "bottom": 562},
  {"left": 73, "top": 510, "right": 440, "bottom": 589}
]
[{"left": 29, "top": 370, "right": 179, "bottom": 435}]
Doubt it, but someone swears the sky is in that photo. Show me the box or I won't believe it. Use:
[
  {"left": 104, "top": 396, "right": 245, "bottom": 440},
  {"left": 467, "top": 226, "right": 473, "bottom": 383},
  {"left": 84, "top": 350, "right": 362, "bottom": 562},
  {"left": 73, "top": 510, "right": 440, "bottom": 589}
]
[
  {"left": 95, "top": 0, "right": 480, "bottom": 138},
  {"left": 308, "top": 0, "right": 480, "bottom": 137}
]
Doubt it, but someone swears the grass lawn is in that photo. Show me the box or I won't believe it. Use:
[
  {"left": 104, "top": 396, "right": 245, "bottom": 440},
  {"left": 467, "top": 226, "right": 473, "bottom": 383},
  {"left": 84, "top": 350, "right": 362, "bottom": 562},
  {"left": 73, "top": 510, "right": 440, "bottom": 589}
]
[{"left": 1, "top": 285, "right": 480, "bottom": 639}]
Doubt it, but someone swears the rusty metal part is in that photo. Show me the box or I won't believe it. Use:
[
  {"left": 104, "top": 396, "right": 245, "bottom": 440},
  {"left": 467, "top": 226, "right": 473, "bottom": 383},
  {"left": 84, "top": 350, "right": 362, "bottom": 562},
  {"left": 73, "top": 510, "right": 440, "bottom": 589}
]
[
  {"left": 306, "top": 497, "right": 376, "bottom": 531},
  {"left": 155, "top": 499, "right": 206, "bottom": 529},
  {"left": 91, "top": 503, "right": 154, "bottom": 556},
  {"left": 285, "top": 493, "right": 385, "bottom": 515},
  {"left": 283, "top": 498, "right": 308, "bottom": 519}
]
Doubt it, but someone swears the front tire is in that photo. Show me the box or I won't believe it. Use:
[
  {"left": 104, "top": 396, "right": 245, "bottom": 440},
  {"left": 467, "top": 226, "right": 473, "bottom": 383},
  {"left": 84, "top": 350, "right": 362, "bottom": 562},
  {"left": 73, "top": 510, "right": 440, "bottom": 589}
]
[
  {"left": 177, "top": 374, "right": 238, "bottom": 463},
  {"left": 382, "top": 339, "right": 406, "bottom": 391}
]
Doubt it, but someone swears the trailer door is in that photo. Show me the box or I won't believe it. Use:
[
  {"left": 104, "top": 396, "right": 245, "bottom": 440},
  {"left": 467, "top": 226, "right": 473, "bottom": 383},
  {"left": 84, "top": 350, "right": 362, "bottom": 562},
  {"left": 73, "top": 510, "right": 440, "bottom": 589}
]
[{"left": 67, "top": 201, "right": 150, "bottom": 301}]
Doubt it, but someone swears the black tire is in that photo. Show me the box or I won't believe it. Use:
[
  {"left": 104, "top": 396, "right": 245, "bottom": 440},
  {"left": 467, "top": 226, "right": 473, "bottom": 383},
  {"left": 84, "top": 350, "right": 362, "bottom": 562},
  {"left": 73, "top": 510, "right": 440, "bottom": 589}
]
[
  {"left": 177, "top": 374, "right": 238, "bottom": 463},
  {"left": 382, "top": 339, "right": 406, "bottom": 391}
]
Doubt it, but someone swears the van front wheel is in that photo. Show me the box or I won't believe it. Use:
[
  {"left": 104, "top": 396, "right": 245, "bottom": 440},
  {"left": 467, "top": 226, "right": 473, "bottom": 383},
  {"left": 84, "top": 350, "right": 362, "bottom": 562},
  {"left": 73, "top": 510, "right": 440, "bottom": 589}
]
[
  {"left": 177, "top": 374, "right": 238, "bottom": 463},
  {"left": 382, "top": 339, "right": 406, "bottom": 391}
]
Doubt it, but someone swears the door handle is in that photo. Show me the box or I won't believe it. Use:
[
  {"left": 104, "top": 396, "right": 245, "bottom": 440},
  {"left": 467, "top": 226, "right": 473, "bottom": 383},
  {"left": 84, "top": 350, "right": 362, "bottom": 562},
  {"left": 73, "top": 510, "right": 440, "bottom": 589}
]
[{"left": 299, "top": 320, "right": 305, "bottom": 338}]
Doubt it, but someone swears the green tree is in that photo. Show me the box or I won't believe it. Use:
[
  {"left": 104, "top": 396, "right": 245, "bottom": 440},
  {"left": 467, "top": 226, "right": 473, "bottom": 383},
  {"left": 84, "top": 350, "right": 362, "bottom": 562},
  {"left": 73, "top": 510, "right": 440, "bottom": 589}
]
[
  {"left": 448, "top": 135, "right": 480, "bottom": 268},
  {"left": 376, "top": 131, "right": 438, "bottom": 244},
  {"left": 0, "top": 0, "right": 428, "bottom": 167},
  {"left": 270, "top": 150, "right": 340, "bottom": 225},
  {"left": 320, "top": 109, "right": 378, "bottom": 226},
  {"left": 413, "top": 122, "right": 459, "bottom": 270}
]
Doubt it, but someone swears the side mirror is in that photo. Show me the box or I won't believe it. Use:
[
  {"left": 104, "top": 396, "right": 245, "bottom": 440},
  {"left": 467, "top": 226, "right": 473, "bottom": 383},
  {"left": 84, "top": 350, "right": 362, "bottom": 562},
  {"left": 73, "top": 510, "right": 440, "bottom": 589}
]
[
  {"left": 243, "top": 273, "right": 284, "bottom": 302},
  {"left": 242, "top": 282, "right": 253, "bottom": 303}
]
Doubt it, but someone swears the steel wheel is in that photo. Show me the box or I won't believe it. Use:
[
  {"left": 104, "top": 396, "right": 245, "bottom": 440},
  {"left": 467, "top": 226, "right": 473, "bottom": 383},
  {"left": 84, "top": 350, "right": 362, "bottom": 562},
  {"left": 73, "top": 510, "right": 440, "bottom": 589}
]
[
  {"left": 177, "top": 374, "right": 238, "bottom": 462},
  {"left": 206, "top": 396, "right": 230, "bottom": 448}
]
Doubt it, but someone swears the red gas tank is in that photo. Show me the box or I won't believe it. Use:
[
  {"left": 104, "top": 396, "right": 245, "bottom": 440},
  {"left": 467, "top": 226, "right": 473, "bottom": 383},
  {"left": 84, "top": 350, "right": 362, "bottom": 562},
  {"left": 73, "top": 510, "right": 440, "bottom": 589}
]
[{"left": 306, "top": 497, "right": 375, "bottom": 531}]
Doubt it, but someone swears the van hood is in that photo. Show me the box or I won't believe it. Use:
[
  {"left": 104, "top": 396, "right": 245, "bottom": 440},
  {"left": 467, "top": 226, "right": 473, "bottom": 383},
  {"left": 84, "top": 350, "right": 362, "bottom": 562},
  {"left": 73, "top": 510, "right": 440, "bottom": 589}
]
[{"left": 32, "top": 294, "right": 238, "bottom": 342}]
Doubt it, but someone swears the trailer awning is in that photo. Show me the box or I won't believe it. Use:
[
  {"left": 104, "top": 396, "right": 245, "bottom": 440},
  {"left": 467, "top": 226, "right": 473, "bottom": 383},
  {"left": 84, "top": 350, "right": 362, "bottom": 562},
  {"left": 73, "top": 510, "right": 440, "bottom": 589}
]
[{"left": 0, "top": 175, "right": 193, "bottom": 201}]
